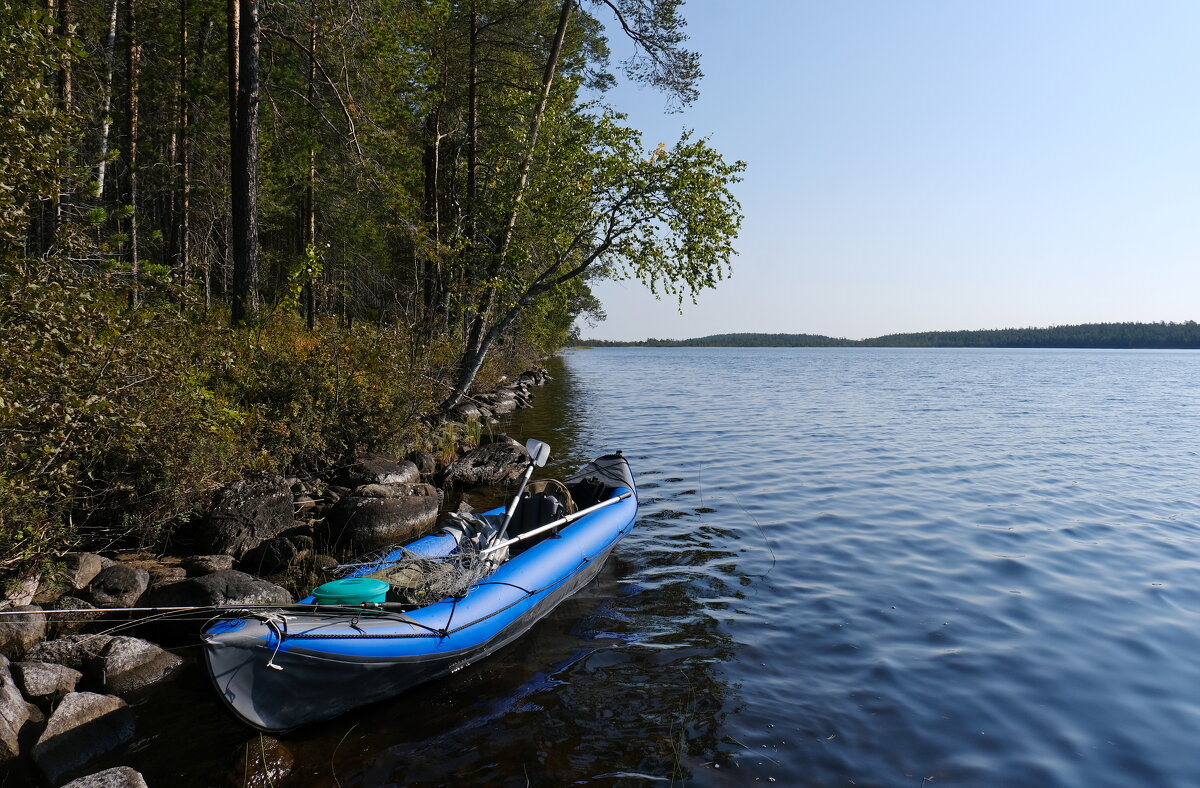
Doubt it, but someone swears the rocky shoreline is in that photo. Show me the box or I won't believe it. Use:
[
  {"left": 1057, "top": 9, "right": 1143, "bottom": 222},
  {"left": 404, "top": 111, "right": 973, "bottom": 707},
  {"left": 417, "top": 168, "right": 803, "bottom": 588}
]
[{"left": 0, "top": 368, "right": 552, "bottom": 786}]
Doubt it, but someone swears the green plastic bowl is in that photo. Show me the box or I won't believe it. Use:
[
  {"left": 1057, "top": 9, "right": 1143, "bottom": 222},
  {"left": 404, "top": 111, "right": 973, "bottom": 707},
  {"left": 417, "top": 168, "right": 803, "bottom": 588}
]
[{"left": 311, "top": 577, "right": 389, "bottom": 606}]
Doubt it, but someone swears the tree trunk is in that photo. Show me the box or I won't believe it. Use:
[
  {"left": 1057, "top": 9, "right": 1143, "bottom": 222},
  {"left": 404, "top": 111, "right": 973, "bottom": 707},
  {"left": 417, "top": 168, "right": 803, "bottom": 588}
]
[
  {"left": 57, "top": 0, "right": 72, "bottom": 109},
  {"left": 460, "top": 3, "right": 478, "bottom": 331},
  {"left": 303, "top": 0, "right": 316, "bottom": 330},
  {"left": 95, "top": 0, "right": 118, "bottom": 198},
  {"left": 446, "top": 0, "right": 574, "bottom": 413},
  {"left": 421, "top": 102, "right": 441, "bottom": 326},
  {"left": 229, "top": 0, "right": 259, "bottom": 327},
  {"left": 126, "top": 0, "right": 140, "bottom": 309},
  {"left": 462, "top": 0, "right": 573, "bottom": 360},
  {"left": 179, "top": 0, "right": 191, "bottom": 292}
]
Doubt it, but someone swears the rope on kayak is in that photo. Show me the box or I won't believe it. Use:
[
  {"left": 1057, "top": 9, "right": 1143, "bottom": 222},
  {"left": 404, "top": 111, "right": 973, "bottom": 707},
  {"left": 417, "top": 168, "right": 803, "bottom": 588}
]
[
  {"left": 281, "top": 560, "right": 583, "bottom": 640},
  {"left": 270, "top": 520, "right": 636, "bottom": 642}
]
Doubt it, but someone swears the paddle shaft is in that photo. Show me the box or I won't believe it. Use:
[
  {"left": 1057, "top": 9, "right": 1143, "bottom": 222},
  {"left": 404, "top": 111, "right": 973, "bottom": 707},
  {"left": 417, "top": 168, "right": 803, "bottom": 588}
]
[
  {"left": 496, "top": 462, "right": 536, "bottom": 544},
  {"left": 0, "top": 602, "right": 417, "bottom": 617},
  {"left": 480, "top": 491, "right": 633, "bottom": 557}
]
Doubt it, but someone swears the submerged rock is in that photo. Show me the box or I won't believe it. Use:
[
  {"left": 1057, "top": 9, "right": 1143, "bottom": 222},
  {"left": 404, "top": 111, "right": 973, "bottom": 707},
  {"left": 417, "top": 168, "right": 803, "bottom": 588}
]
[
  {"left": 196, "top": 474, "right": 295, "bottom": 559},
  {"left": 228, "top": 734, "right": 295, "bottom": 788},
  {"left": 32, "top": 691, "right": 135, "bottom": 783},
  {"left": 62, "top": 766, "right": 149, "bottom": 788}
]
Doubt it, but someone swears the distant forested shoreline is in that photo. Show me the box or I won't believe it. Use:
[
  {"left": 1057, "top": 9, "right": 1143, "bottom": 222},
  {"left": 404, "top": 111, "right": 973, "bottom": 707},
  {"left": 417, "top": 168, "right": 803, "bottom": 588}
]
[{"left": 579, "top": 322, "right": 1200, "bottom": 349}]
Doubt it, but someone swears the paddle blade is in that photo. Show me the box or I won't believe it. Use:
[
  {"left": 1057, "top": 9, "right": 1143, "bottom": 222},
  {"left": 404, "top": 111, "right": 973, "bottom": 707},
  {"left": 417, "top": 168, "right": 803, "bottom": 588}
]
[{"left": 526, "top": 438, "right": 550, "bottom": 467}]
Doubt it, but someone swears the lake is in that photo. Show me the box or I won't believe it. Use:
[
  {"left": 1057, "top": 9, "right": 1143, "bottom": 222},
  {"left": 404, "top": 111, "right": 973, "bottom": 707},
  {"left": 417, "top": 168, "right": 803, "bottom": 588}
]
[{"left": 83, "top": 347, "right": 1200, "bottom": 786}]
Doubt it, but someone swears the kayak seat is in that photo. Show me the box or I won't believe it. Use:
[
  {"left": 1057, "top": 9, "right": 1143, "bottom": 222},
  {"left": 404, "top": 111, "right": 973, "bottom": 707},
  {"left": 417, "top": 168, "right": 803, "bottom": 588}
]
[
  {"left": 568, "top": 475, "right": 611, "bottom": 510},
  {"left": 511, "top": 479, "right": 577, "bottom": 545}
]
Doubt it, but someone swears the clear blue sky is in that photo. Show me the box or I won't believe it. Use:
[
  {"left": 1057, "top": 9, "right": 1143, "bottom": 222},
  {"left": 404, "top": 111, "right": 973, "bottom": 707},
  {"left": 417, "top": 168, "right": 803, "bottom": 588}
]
[{"left": 584, "top": 0, "right": 1200, "bottom": 341}]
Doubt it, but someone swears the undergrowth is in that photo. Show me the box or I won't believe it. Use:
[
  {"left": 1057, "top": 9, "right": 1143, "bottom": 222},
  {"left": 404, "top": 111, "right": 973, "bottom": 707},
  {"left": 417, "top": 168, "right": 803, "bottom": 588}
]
[{"left": 0, "top": 265, "right": 486, "bottom": 586}]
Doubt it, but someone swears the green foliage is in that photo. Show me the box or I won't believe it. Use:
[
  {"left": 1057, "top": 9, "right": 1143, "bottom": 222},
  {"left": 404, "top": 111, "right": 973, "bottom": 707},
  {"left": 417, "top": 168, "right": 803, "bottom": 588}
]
[
  {"left": 224, "top": 314, "right": 439, "bottom": 466},
  {"left": 0, "top": 4, "right": 81, "bottom": 257},
  {"left": 0, "top": 0, "right": 745, "bottom": 578},
  {"left": 0, "top": 265, "right": 449, "bottom": 576}
]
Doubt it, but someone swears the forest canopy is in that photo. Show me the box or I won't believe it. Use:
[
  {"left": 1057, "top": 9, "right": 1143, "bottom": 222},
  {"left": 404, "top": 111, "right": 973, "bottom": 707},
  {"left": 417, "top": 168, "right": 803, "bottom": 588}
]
[{"left": 0, "top": 0, "right": 743, "bottom": 576}]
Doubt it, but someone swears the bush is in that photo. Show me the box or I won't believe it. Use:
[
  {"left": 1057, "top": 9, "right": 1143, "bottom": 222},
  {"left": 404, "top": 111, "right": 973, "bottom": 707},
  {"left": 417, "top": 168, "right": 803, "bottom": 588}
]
[{"left": 0, "top": 269, "right": 453, "bottom": 579}]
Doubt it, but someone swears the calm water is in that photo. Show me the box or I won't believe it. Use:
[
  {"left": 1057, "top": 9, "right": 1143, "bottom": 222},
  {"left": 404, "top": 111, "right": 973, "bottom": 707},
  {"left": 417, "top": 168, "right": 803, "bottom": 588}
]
[{"left": 78, "top": 348, "right": 1200, "bottom": 786}]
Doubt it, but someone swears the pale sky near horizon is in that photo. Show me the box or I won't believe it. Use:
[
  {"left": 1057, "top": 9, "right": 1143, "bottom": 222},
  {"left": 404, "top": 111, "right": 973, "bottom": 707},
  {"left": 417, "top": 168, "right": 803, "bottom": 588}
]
[{"left": 582, "top": 0, "right": 1200, "bottom": 341}]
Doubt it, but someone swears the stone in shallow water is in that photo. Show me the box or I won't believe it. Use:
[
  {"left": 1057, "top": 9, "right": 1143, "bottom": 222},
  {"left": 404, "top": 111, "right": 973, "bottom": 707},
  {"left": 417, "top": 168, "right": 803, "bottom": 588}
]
[
  {"left": 138, "top": 570, "right": 293, "bottom": 608},
  {"left": 84, "top": 565, "right": 149, "bottom": 609},
  {"left": 61, "top": 766, "right": 149, "bottom": 788},
  {"left": 32, "top": 691, "right": 135, "bottom": 783},
  {"left": 12, "top": 660, "right": 81, "bottom": 702},
  {"left": 85, "top": 636, "right": 183, "bottom": 694},
  {"left": 325, "top": 483, "right": 441, "bottom": 548},
  {"left": 0, "top": 605, "right": 46, "bottom": 658},
  {"left": 26, "top": 634, "right": 114, "bottom": 671},
  {"left": 228, "top": 734, "right": 295, "bottom": 788},
  {"left": 0, "top": 657, "right": 34, "bottom": 762}
]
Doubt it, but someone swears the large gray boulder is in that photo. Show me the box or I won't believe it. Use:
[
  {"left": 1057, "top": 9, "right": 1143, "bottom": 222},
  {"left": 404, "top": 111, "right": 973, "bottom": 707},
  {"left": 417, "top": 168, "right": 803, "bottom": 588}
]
[
  {"left": 336, "top": 452, "right": 421, "bottom": 488},
  {"left": 325, "top": 483, "right": 441, "bottom": 548},
  {"left": 62, "top": 766, "right": 149, "bottom": 788},
  {"left": 2, "top": 575, "right": 40, "bottom": 608},
  {"left": 84, "top": 565, "right": 149, "bottom": 609},
  {"left": 407, "top": 450, "right": 437, "bottom": 477},
  {"left": 49, "top": 595, "right": 103, "bottom": 638},
  {"left": 27, "top": 634, "right": 115, "bottom": 671},
  {"left": 32, "top": 692, "right": 135, "bottom": 783},
  {"left": 447, "top": 402, "right": 483, "bottom": 422},
  {"left": 443, "top": 436, "right": 529, "bottom": 488},
  {"left": 138, "top": 570, "right": 293, "bottom": 609},
  {"left": 0, "top": 605, "right": 46, "bottom": 658},
  {"left": 180, "top": 554, "right": 235, "bottom": 576},
  {"left": 196, "top": 474, "right": 295, "bottom": 559},
  {"left": 483, "top": 391, "right": 518, "bottom": 415},
  {"left": 62, "top": 553, "right": 105, "bottom": 591},
  {"left": 85, "top": 636, "right": 183, "bottom": 694},
  {"left": 12, "top": 660, "right": 81, "bottom": 703},
  {"left": 0, "top": 657, "right": 35, "bottom": 762},
  {"left": 239, "top": 536, "right": 306, "bottom": 576}
]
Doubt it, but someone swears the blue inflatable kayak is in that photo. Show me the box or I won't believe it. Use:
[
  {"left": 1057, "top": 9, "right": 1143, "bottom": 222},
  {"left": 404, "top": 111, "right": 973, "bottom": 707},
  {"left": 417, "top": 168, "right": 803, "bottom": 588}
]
[{"left": 202, "top": 452, "right": 637, "bottom": 731}]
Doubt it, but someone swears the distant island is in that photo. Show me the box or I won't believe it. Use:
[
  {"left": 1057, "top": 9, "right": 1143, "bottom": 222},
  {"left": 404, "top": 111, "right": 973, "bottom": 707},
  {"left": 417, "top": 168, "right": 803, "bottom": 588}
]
[{"left": 579, "top": 322, "right": 1200, "bottom": 349}]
